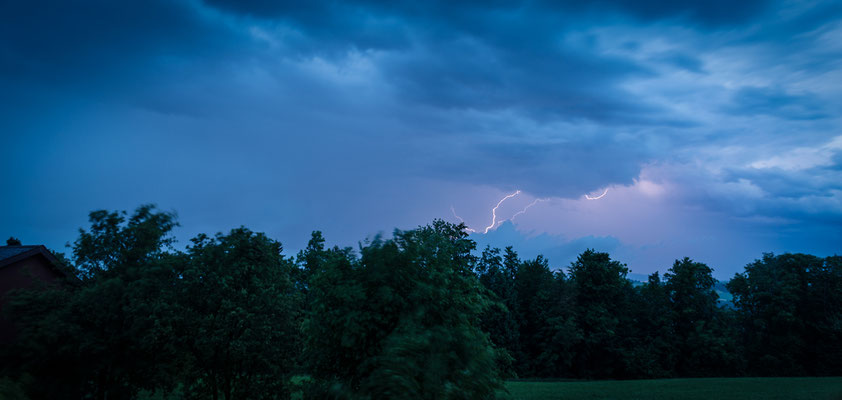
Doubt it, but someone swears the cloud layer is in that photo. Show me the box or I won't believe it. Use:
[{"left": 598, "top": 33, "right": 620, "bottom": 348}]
[{"left": 1, "top": 0, "right": 840, "bottom": 276}]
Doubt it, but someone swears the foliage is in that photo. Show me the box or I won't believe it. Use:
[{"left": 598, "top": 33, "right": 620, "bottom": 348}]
[
  {"left": 4, "top": 205, "right": 180, "bottom": 399},
  {"left": 295, "top": 231, "right": 326, "bottom": 295},
  {"left": 663, "top": 258, "right": 740, "bottom": 376},
  {"left": 4, "top": 206, "right": 299, "bottom": 400},
  {"left": 71, "top": 205, "right": 178, "bottom": 280},
  {"left": 515, "top": 255, "right": 575, "bottom": 378},
  {"left": 567, "top": 250, "right": 636, "bottom": 379},
  {"left": 172, "top": 228, "right": 300, "bottom": 400},
  {"left": 629, "top": 272, "right": 676, "bottom": 377},
  {"left": 505, "top": 377, "right": 842, "bottom": 400},
  {"left": 728, "top": 253, "right": 842, "bottom": 376},
  {"left": 3, "top": 204, "right": 842, "bottom": 399},
  {"left": 476, "top": 246, "right": 520, "bottom": 378},
  {"left": 0, "top": 377, "right": 29, "bottom": 400},
  {"left": 303, "top": 220, "right": 506, "bottom": 399}
]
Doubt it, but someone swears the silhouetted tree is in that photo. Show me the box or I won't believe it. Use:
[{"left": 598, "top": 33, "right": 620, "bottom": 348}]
[
  {"left": 808, "top": 255, "right": 842, "bottom": 374},
  {"left": 6, "top": 203, "right": 842, "bottom": 394},
  {"left": 628, "top": 272, "right": 676, "bottom": 377},
  {"left": 172, "top": 228, "right": 299, "bottom": 400},
  {"left": 568, "top": 249, "right": 636, "bottom": 378},
  {"left": 729, "top": 253, "right": 842, "bottom": 376},
  {"left": 513, "top": 255, "right": 559, "bottom": 377},
  {"left": 6, "top": 207, "right": 301, "bottom": 400},
  {"left": 475, "top": 246, "right": 519, "bottom": 377},
  {"left": 5, "top": 205, "right": 180, "bottom": 400},
  {"left": 303, "top": 221, "right": 506, "bottom": 399},
  {"left": 664, "top": 258, "right": 739, "bottom": 376},
  {"left": 295, "top": 231, "right": 326, "bottom": 294}
]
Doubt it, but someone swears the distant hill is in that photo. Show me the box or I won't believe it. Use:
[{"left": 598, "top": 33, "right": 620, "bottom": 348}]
[
  {"left": 626, "top": 272, "right": 733, "bottom": 303},
  {"left": 713, "top": 280, "right": 733, "bottom": 302}
]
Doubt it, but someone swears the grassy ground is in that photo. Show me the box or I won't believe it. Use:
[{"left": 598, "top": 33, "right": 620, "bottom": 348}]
[{"left": 506, "top": 377, "right": 842, "bottom": 400}]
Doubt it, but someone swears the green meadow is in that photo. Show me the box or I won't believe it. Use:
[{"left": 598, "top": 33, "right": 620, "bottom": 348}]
[{"left": 506, "top": 377, "right": 842, "bottom": 400}]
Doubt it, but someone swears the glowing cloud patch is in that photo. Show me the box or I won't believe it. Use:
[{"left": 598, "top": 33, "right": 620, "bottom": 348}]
[{"left": 511, "top": 198, "right": 547, "bottom": 220}]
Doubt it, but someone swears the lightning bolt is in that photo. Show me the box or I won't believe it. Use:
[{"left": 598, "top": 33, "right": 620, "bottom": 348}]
[
  {"left": 511, "top": 198, "right": 547, "bottom": 220},
  {"left": 584, "top": 188, "right": 609, "bottom": 200},
  {"left": 484, "top": 190, "right": 521, "bottom": 233},
  {"left": 452, "top": 190, "right": 546, "bottom": 234},
  {"left": 453, "top": 187, "right": 609, "bottom": 233},
  {"left": 450, "top": 206, "right": 477, "bottom": 233}
]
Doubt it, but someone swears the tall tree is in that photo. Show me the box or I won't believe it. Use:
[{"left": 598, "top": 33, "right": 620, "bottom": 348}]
[
  {"left": 513, "top": 255, "right": 561, "bottom": 377},
  {"left": 628, "top": 272, "right": 676, "bottom": 378},
  {"left": 808, "top": 255, "right": 842, "bottom": 374},
  {"left": 173, "top": 228, "right": 299, "bottom": 400},
  {"left": 475, "top": 246, "right": 520, "bottom": 377},
  {"left": 568, "top": 249, "right": 635, "bottom": 379},
  {"left": 664, "top": 258, "right": 738, "bottom": 376},
  {"left": 729, "top": 253, "right": 840, "bottom": 376},
  {"left": 5, "top": 205, "right": 180, "bottom": 400},
  {"left": 532, "top": 267, "right": 579, "bottom": 378},
  {"left": 72, "top": 205, "right": 178, "bottom": 280},
  {"left": 303, "top": 221, "right": 505, "bottom": 399},
  {"left": 295, "top": 231, "right": 327, "bottom": 294}
]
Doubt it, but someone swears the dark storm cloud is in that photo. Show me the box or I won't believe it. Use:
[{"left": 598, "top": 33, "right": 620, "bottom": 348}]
[
  {"left": 0, "top": 0, "right": 248, "bottom": 135},
  {"left": 431, "top": 137, "right": 649, "bottom": 198},
  {"left": 538, "top": 0, "right": 772, "bottom": 28},
  {"left": 0, "top": 0, "right": 239, "bottom": 85},
  {"left": 197, "top": 0, "right": 666, "bottom": 124},
  {"left": 377, "top": 39, "right": 659, "bottom": 124},
  {"left": 204, "top": 0, "right": 773, "bottom": 28},
  {"left": 197, "top": 0, "right": 773, "bottom": 124},
  {"left": 2, "top": 0, "right": 840, "bottom": 275},
  {"left": 739, "top": 1, "right": 842, "bottom": 44},
  {"left": 727, "top": 86, "right": 828, "bottom": 120},
  {"left": 725, "top": 166, "right": 842, "bottom": 199},
  {"left": 649, "top": 51, "right": 706, "bottom": 73},
  {"left": 202, "top": 0, "right": 326, "bottom": 19},
  {"left": 725, "top": 166, "right": 842, "bottom": 225},
  {"left": 650, "top": 151, "right": 842, "bottom": 232}
]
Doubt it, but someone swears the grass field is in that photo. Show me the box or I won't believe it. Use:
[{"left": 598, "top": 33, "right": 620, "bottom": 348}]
[{"left": 506, "top": 377, "right": 842, "bottom": 400}]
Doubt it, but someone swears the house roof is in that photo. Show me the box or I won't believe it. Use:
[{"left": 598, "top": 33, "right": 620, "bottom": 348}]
[
  {"left": 0, "top": 246, "right": 39, "bottom": 261},
  {"left": 0, "top": 245, "right": 72, "bottom": 279}
]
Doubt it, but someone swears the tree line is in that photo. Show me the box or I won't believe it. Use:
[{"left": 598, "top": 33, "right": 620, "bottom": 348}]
[
  {"left": 476, "top": 247, "right": 842, "bottom": 380},
  {"left": 1, "top": 205, "right": 840, "bottom": 399}
]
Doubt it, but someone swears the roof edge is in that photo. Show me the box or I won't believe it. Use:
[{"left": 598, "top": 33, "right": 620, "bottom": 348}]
[{"left": 0, "top": 245, "right": 74, "bottom": 280}]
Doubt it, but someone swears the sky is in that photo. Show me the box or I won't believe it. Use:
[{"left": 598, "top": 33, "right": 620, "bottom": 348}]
[{"left": 1, "top": 0, "right": 841, "bottom": 279}]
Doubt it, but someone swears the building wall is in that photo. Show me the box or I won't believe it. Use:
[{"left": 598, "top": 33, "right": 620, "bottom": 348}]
[{"left": 0, "top": 255, "right": 65, "bottom": 345}]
